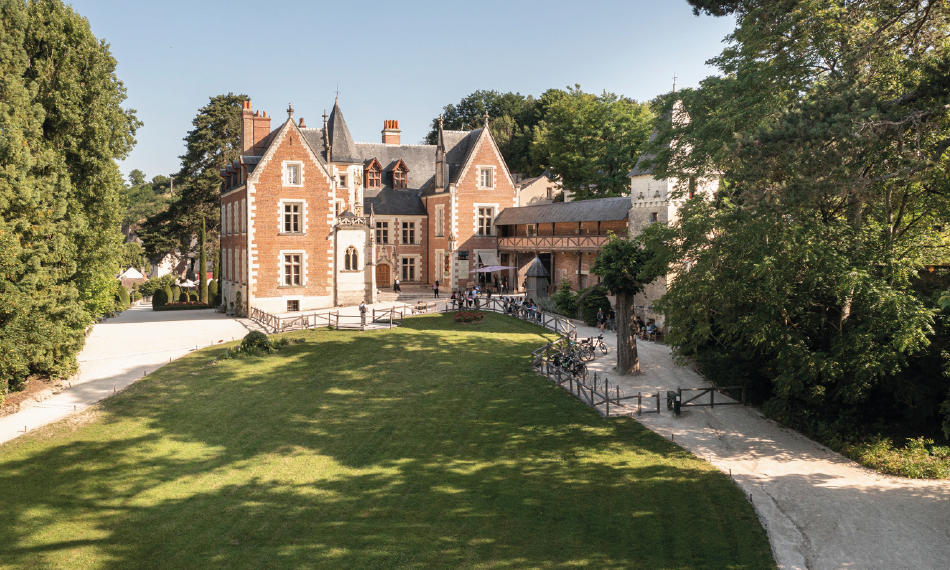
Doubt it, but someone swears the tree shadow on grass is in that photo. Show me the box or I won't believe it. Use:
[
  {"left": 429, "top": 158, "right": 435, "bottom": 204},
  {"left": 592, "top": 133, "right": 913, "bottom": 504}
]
[{"left": 0, "top": 313, "right": 775, "bottom": 569}]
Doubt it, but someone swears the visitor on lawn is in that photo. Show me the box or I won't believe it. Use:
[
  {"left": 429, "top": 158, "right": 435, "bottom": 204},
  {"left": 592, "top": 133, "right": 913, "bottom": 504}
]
[{"left": 433, "top": 280, "right": 439, "bottom": 299}]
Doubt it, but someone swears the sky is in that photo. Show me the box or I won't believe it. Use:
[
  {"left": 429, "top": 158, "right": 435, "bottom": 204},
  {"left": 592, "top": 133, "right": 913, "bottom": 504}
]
[{"left": 67, "top": 0, "right": 736, "bottom": 182}]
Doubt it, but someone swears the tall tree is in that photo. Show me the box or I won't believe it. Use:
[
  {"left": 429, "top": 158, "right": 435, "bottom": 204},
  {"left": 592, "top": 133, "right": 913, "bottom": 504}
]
[
  {"left": 591, "top": 234, "right": 659, "bottom": 375},
  {"left": 0, "top": 0, "right": 139, "bottom": 391},
  {"left": 139, "top": 93, "right": 246, "bottom": 261},
  {"left": 426, "top": 90, "right": 546, "bottom": 176},
  {"left": 535, "top": 86, "right": 655, "bottom": 199},
  {"left": 647, "top": 0, "right": 950, "bottom": 433}
]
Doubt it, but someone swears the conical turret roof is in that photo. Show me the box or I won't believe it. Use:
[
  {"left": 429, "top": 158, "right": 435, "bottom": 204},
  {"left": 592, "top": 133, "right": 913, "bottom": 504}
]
[{"left": 327, "top": 100, "right": 359, "bottom": 163}]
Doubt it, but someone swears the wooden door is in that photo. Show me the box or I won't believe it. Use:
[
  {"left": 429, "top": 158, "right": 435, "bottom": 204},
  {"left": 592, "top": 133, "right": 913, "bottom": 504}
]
[{"left": 376, "top": 263, "right": 391, "bottom": 288}]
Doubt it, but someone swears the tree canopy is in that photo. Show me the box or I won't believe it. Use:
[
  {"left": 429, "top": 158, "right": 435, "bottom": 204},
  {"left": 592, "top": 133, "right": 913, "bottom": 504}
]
[
  {"left": 428, "top": 87, "right": 655, "bottom": 199},
  {"left": 591, "top": 233, "right": 659, "bottom": 374},
  {"left": 0, "top": 0, "right": 139, "bottom": 391},
  {"left": 645, "top": 0, "right": 950, "bottom": 440},
  {"left": 139, "top": 93, "right": 246, "bottom": 261}
]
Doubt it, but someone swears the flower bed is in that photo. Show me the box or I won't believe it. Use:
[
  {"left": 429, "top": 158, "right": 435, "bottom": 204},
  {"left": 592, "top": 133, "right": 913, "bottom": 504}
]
[{"left": 453, "top": 311, "right": 485, "bottom": 324}]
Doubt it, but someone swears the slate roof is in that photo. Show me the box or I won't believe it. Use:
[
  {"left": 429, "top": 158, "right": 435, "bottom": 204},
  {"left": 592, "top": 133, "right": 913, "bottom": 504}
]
[
  {"left": 292, "top": 105, "right": 484, "bottom": 215},
  {"left": 525, "top": 257, "right": 550, "bottom": 277},
  {"left": 516, "top": 169, "right": 552, "bottom": 189},
  {"left": 327, "top": 101, "right": 360, "bottom": 163},
  {"left": 493, "top": 196, "right": 631, "bottom": 226},
  {"left": 420, "top": 129, "right": 482, "bottom": 196}
]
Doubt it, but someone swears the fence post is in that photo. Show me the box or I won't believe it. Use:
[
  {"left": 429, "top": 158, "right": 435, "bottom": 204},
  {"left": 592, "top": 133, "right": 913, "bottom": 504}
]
[
  {"left": 656, "top": 392, "right": 660, "bottom": 414},
  {"left": 742, "top": 386, "right": 747, "bottom": 405},
  {"left": 605, "top": 378, "right": 609, "bottom": 417},
  {"left": 711, "top": 388, "right": 715, "bottom": 409},
  {"left": 637, "top": 392, "right": 642, "bottom": 415}
]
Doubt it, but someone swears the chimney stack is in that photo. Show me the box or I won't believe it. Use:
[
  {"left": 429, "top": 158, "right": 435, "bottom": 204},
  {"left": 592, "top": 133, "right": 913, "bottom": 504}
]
[
  {"left": 298, "top": 117, "right": 306, "bottom": 128},
  {"left": 382, "top": 119, "right": 401, "bottom": 145},
  {"left": 241, "top": 100, "right": 272, "bottom": 153}
]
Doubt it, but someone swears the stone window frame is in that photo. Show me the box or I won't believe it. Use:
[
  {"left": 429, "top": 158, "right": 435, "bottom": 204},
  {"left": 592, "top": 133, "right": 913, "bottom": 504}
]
[
  {"left": 473, "top": 202, "right": 499, "bottom": 237},
  {"left": 435, "top": 205, "right": 445, "bottom": 237},
  {"left": 283, "top": 161, "right": 304, "bottom": 187},
  {"left": 478, "top": 166, "right": 494, "bottom": 190},
  {"left": 400, "top": 254, "right": 420, "bottom": 282},
  {"left": 279, "top": 199, "right": 307, "bottom": 235},
  {"left": 279, "top": 250, "right": 307, "bottom": 288},
  {"left": 343, "top": 245, "right": 360, "bottom": 272},
  {"left": 402, "top": 220, "right": 416, "bottom": 245},
  {"left": 375, "top": 220, "right": 390, "bottom": 244}
]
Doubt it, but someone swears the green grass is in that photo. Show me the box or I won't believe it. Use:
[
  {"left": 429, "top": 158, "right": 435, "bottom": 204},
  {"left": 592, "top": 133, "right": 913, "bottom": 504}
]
[{"left": 0, "top": 313, "right": 775, "bottom": 569}]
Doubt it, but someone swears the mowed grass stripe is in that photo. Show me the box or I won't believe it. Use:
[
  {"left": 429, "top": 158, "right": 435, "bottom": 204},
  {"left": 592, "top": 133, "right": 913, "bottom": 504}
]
[{"left": 0, "top": 313, "right": 775, "bottom": 569}]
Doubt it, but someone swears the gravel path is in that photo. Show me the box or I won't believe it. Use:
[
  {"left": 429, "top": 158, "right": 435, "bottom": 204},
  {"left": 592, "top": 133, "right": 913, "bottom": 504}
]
[
  {"left": 572, "top": 323, "right": 950, "bottom": 570},
  {"left": 0, "top": 305, "right": 261, "bottom": 445}
]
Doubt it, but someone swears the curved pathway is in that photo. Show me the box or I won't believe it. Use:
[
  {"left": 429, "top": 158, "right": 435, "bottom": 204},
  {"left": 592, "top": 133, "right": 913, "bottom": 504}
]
[
  {"left": 572, "top": 322, "right": 950, "bottom": 570},
  {"left": 0, "top": 305, "right": 260, "bottom": 445}
]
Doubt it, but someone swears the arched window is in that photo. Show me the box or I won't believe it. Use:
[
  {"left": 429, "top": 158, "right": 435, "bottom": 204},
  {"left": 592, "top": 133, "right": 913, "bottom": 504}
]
[{"left": 345, "top": 246, "right": 358, "bottom": 271}]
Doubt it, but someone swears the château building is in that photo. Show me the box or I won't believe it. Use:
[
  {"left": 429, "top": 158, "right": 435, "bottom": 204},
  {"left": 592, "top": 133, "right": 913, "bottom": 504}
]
[{"left": 218, "top": 99, "right": 516, "bottom": 315}]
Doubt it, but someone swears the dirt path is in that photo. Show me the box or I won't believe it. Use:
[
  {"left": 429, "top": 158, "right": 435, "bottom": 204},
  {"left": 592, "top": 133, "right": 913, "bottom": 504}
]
[
  {"left": 571, "top": 322, "right": 950, "bottom": 570},
  {"left": 0, "top": 305, "right": 261, "bottom": 445}
]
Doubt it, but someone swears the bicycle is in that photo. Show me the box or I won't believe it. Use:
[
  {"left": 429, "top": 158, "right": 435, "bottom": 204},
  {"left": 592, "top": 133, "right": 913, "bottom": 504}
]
[{"left": 578, "top": 335, "right": 608, "bottom": 360}]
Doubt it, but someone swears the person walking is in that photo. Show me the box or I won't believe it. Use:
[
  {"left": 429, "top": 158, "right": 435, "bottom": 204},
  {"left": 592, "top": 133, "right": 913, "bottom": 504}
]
[
  {"left": 394, "top": 278, "right": 401, "bottom": 293},
  {"left": 597, "top": 309, "right": 605, "bottom": 332},
  {"left": 433, "top": 280, "right": 440, "bottom": 299},
  {"left": 359, "top": 301, "right": 367, "bottom": 331}
]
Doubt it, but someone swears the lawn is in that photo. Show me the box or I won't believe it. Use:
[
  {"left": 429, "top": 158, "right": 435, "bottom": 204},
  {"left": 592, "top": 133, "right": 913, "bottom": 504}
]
[{"left": 0, "top": 313, "right": 775, "bottom": 569}]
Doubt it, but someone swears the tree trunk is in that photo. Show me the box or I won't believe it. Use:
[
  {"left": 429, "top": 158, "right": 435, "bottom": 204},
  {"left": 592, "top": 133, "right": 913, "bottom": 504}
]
[
  {"left": 616, "top": 292, "right": 639, "bottom": 375},
  {"left": 199, "top": 218, "right": 207, "bottom": 304}
]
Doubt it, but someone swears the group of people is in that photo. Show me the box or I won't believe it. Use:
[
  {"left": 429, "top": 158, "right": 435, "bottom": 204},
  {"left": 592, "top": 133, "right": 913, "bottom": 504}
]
[
  {"left": 595, "top": 308, "right": 617, "bottom": 333},
  {"left": 451, "top": 286, "right": 484, "bottom": 310},
  {"left": 501, "top": 296, "right": 543, "bottom": 323}
]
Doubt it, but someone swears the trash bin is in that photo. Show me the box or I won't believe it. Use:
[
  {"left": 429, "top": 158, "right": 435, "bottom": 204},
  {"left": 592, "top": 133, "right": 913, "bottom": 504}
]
[{"left": 673, "top": 394, "right": 681, "bottom": 417}]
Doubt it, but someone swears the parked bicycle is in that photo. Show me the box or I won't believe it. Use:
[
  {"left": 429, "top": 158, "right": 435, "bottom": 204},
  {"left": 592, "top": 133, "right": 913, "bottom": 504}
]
[
  {"left": 552, "top": 349, "right": 587, "bottom": 381},
  {"left": 578, "top": 334, "right": 608, "bottom": 361}
]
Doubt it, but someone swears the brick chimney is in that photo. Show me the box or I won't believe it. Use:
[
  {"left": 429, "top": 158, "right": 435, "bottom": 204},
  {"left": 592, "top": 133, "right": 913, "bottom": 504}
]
[
  {"left": 241, "top": 100, "right": 272, "bottom": 153},
  {"left": 382, "top": 119, "right": 401, "bottom": 145}
]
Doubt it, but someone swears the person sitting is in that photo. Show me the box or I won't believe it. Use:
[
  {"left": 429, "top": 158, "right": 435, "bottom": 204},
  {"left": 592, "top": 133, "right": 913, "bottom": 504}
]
[{"left": 642, "top": 322, "right": 658, "bottom": 340}]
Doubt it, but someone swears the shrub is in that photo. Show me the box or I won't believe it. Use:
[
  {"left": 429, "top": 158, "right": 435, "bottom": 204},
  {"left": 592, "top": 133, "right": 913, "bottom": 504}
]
[
  {"left": 578, "top": 285, "right": 611, "bottom": 327},
  {"left": 188, "top": 291, "right": 198, "bottom": 302},
  {"left": 224, "top": 331, "right": 278, "bottom": 358},
  {"left": 171, "top": 285, "right": 181, "bottom": 300},
  {"left": 552, "top": 279, "right": 578, "bottom": 317},
  {"left": 133, "top": 291, "right": 142, "bottom": 301},
  {"left": 535, "top": 296, "right": 558, "bottom": 314},
  {"left": 115, "top": 284, "right": 130, "bottom": 311},
  {"left": 179, "top": 291, "right": 189, "bottom": 303},
  {"left": 152, "top": 288, "right": 166, "bottom": 308},
  {"left": 844, "top": 437, "right": 950, "bottom": 479},
  {"left": 208, "top": 279, "right": 219, "bottom": 306},
  {"left": 163, "top": 285, "right": 174, "bottom": 306}
]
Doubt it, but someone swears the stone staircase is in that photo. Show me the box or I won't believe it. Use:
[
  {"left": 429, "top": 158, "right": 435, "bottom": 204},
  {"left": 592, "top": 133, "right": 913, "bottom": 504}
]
[{"left": 375, "top": 286, "right": 437, "bottom": 305}]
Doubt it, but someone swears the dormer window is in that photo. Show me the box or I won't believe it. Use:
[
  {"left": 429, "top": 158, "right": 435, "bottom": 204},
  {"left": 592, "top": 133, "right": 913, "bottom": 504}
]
[
  {"left": 365, "top": 158, "right": 382, "bottom": 189},
  {"left": 391, "top": 159, "right": 409, "bottom": 190}
]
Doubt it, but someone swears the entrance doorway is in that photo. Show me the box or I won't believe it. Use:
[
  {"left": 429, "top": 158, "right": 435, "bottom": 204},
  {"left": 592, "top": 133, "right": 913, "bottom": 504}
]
[{"left": 375, "top": 263, "right": 391, "bottom": 288}]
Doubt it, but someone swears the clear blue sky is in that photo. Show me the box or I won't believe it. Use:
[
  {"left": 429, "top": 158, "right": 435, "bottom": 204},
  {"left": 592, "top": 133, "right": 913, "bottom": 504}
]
[{"left": 67, "top": 0, "right": 735, "bottom": 182}]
